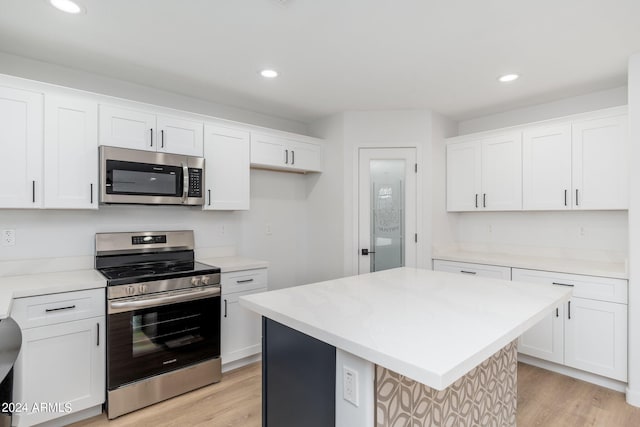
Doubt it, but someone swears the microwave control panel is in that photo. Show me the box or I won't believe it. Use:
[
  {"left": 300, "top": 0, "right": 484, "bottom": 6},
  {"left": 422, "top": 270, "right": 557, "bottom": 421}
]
[{"left": 188, "top": 169, "right": 203, "bottom": 197}]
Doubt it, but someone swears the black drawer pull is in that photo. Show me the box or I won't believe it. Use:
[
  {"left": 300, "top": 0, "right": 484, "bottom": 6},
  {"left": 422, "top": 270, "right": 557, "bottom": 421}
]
[
  {"left": 45, "top": 305, "right": 76, "bottom": 313},
  {"left": 552, "top": 282, "right": 574, "bottom": 287},
  {"left": 460, "top": 270, "right": 477, "bottom": 275},
  {"left": 236, "top": 279, "right": 254, "bottom": 284},
  {"left": 224, "top": 299, "right": 228, "bottom": 318}
]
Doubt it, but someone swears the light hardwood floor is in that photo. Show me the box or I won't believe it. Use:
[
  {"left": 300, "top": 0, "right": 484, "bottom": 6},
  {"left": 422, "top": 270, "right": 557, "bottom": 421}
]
[{"left": 72, "top": 362, "right": 640, "bottom": 427}]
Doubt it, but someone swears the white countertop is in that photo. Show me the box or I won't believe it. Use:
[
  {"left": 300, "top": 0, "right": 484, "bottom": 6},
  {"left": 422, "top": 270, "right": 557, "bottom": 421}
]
[
  {"left": 433, "top": 249, "right": 628, "bottom": 279},
  {"left": 240, "top": 267, "right": 571, "bottom": 390},
  {"left": 198, "top": 256, "right": 269, "bottom": 273},
  {"left": 0, "top": 270, "right": 106, "bottom": 319}
]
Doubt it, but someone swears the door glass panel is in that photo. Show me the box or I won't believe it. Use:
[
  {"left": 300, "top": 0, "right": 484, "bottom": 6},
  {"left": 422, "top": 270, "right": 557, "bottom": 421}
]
[{"left": 370, "top": 159, "right": 405, "bottom": 272}]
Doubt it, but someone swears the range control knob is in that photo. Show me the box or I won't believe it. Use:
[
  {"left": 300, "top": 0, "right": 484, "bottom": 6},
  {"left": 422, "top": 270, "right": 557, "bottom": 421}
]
[
  {"left": 191, "top": 276, "right": 201, "bottom": 287},
  {"left": 201, "top": 276, "right": 210, "bottom": 286},
  {"left": 139, "top": 284, "right": 148, "bottom": 294},
  {"left": 126, "top": 286, "right": 135, "bottom": 296}
]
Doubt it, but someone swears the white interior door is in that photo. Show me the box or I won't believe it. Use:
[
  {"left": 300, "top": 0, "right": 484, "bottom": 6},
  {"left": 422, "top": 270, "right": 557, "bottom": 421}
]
[{"left": 358, "top": 148, "right": 417, "bottom": 274}]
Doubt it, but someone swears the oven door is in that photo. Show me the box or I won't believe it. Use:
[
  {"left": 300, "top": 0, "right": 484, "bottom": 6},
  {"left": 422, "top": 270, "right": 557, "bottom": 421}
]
[{"left": 107, "top": 286, "right": 220, "bottom": 390}]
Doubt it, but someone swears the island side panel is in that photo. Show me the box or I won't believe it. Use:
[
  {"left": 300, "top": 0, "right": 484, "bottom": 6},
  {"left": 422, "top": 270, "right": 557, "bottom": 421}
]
[
  {"left": 376, "top": 341, "right": 518, "bottom": 426},
  {"left": 262, "top": 318, "right": 336, "bottom": 427}
]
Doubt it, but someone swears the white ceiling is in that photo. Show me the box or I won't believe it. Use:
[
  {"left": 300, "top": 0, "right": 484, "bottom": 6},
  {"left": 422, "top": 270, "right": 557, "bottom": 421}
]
[{"left": 1, "top": 0, "right": 639, "bottom": 124}]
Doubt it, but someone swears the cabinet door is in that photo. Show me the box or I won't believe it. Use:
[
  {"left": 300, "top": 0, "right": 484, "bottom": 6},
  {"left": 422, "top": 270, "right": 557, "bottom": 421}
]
[
  {"left": 44, "top": 95, "right": 98, "bottom": 209},
  {"left": 221, "top": 288, "right": 265, "bottom": 365},
  {"left": 250, "top": 133, "right": 286, "bottom": 169},
  {"left": 203, "top": 125, "right": 250, "bottom": 210},
  {"left": 157, "top": 115, "right": 204, "bottom": 156},
  {"left": 433, "top": 259, "right": 511, "bottom": 279},
  {"left": 446, "top": 141, "right": 481, "bottom": 211},
  {"left": 522, "top": 124, "right": 572, "bottom": 210},
  {"left": 13, "top": 317, "right": 105, "bottom": 427},
  {"left": 0, "top": 86, "right": 43, "bottom": 208},
  {"left": 98, "top": 104, "right": 156, "bottom": 151},
  {"left": 572, "top": 115, "right": 628, "bottom": 210},
  {"left": 564, "top": 297, "right": 627, "bottom": 381},
  {"left": 288, "top": 140, "right": 322, "bottom": 172},
  {"left": 518, "top": 305, "right": 564, "bottom": 364},
  {"left": 481, "top": 132, "right": 522, "bottom": 210}
]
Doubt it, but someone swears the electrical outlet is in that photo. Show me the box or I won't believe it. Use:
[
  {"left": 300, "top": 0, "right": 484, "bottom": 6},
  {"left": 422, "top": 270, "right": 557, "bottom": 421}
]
[
  {"left": 2, "top": 229, "right": 15, "bottom": 247},
  {"left": 343, "top": 366, "right": 359, "bottom": 407},
  {"left": 219, "top": 225, "right": 225, "bottom": 236},
  {"left": 579, "top": 226, "right": 585, "bottom": 237},
  {"left": 265, "top": 223, "right": 273, "bottom": 236}
]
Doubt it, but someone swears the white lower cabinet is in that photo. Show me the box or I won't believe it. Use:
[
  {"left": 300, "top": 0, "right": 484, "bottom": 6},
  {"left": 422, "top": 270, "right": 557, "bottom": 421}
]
[
  {"left": 432, "top": 259, "right": 511, "bottom": 280},
  {"left": 11, "top": 289, "right": 105, "bottom": 427},
  {"left": 221, "top": 269, "right": 268, "bottom": 367},
  {"left": 513, "top": 268, "right": 628, "bottom": 382}
]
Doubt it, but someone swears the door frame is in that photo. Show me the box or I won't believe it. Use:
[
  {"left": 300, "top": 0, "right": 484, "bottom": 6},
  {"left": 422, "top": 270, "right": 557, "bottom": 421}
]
[{"left": 351, "top": 144, "right": 424, "bottom": 275}]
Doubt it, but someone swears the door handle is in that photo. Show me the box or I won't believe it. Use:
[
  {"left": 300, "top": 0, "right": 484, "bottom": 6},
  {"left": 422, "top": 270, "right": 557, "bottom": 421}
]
[{"left": 361, "top": 248, "right": 376, "bottom": 256}]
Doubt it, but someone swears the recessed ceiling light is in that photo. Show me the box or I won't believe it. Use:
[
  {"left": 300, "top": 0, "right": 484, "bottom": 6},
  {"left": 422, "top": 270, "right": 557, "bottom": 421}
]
[
  {"left": 498, "top": 73, "right": 519, "bottom": 83},
  {"left": 48, "top": 0, "right": 85, "bottom": 14},
  {"left": 260, "top": 69, "right": 279, "bottom": 79}
]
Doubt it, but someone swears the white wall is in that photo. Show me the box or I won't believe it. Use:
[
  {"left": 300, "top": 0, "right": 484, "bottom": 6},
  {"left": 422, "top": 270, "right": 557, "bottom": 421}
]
[
  {"left": 447, "top": 88, "right": 630, "bottom": 262},
  {"left": 626, "top": 53, "right": 640, "bottom": 407},
  {"left": 458, "top": 86, "right": 628, "bottom": 135},
  {"left": 0, "top": 51, "right": 308, "bottom": 135}
]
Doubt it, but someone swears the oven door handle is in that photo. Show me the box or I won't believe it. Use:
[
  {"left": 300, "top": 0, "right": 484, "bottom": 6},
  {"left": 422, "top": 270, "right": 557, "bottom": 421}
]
[
  {"left": 182, "top": 162, "right": 189, "bottom": 203},
  {"left": 108, "top": 287, "right": 220, "bottom": 314}
]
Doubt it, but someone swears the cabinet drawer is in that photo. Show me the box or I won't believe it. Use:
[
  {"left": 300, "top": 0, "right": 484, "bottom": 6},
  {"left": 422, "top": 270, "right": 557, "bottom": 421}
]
[
  {"left": 11, "top": 288, "right": 105, "bottom": 329},
  {"left": 432, "top": 259, "right": 511, "bottom": 280},
  {"left": 512, "top": 268, "right": 627, "bottom": 304},
  {"left": 221, "top": 269, "right": 268, "bottom": 295}
]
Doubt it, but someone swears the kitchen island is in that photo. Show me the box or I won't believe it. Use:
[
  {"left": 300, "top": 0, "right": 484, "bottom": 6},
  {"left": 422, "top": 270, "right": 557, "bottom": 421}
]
[{"left": 240, "top": 267, "right": 572, "bottom": 427}]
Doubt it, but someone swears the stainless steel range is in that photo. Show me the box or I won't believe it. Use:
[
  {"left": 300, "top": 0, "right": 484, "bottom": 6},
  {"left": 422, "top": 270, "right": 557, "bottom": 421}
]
[{"left": 95, "top": 230, "right": 221, "bottom": 419}]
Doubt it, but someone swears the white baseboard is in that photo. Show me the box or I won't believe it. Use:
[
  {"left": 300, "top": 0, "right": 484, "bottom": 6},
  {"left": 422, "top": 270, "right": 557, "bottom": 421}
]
[
  {"left": 518, "top": 354, "right": 626, "bottom": 393},
  {"left": 222, "top": 353, "right": 262, "bottom": 373},
  {"left": 626, "top": 386, "right": 640, "bottom": 407}
]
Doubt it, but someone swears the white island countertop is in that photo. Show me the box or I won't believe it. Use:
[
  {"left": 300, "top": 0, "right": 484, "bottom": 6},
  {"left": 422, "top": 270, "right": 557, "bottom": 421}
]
[
  {"left": 240, "top": 267, "right": 571, "bottom": 390},
  {"left": 198, "top": 256, "right": 269, "bottom": 273}
]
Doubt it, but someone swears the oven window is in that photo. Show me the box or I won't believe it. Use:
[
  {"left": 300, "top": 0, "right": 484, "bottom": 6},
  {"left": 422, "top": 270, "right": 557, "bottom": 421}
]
[{"left": 132, "top": 310, "right": 204, "bottom": 357}]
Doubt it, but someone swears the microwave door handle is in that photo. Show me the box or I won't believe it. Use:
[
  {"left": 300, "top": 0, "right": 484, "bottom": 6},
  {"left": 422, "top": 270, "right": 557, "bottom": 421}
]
[{"left": 182, "top": 162, "right": 189, "bottom": 202}]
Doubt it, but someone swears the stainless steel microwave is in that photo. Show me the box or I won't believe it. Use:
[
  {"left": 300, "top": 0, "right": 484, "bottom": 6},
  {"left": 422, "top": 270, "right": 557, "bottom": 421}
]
[{"left": 99, "top": 146, "right": 205, "bottom": 206}]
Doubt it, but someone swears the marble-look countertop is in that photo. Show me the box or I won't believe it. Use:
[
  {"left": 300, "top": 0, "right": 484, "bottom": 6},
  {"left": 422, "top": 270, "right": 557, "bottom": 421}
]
[
  {"left": 0, "top": 269, "right": 107, "bottom": 320},
  {"left": 433, "top": 249, "right": 628, "bottom": 279},
  {"left": 198, "top": 256, "right": 269, "bottom": 273},
  {"left": 240, "top": 267, "right": 571, "bottom": 390}
]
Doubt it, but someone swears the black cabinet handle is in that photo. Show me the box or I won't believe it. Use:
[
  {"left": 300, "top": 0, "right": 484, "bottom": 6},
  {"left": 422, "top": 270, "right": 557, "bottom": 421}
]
[
  {"left": 224, "top": 299, "right": 228, "bottom": 318},
  {"left": 32, "top": 180, "right": 35, "bottom": 203},
  {"left": 576, "top": 189, "right": 579, "bottom": 206},
  {"left": 556, "top": 307, "right": 559, "bottom": 318},
  {"left": 483, "top": 193, "right": 486, "bottom": 208},
  {"left": 237, "top": 279, "right": 254, "bottom": 284},
  {"left": 150, "top": 128, "right": 153, "bottom": 147},
  {"left": 96, "top": 322, "right": 100, "bottom": 346},
  {"left": 45, "top": 305, "right": 76, "bottom": 313},
  {"left": 90, "top": 183, "right": 93, "bottom": 204},
  {"left": 208, "top": 189, "right": 211, "bottom": 206},
  {"left": 285, "top": 149, "right": 289, "bottom": 164},
  {"left": 460, "top": 270, "right": 477, "bottom": 275},
  {"left": 292, "top": 150, "right": 295, "bottom": 165},
  {"left": 475, "top": 194, "right": 478, "bottom": 208},
  {"left": 564, "top": 189, "right": 567, "bottom": 207},
  {"left": 552, "top": 282, "right": 575, "bottom": 287},
  {"left": 161, "top": 129, "right": 164, "bottom": 148},
  {"left": 568, "top": 301, "right": 571, "bottom": 319}
]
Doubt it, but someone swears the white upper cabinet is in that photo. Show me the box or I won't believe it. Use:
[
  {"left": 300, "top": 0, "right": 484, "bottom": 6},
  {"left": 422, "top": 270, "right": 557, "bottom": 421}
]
[
  {"left": 99, "top": 105, "right": 155, "bottom": 151},
  {"left": 522, "top": 124, "right": 572, "bottom": 210},
  {"left": 447, "top": 107, "right": 628, "bottom": 212},
  {"left": 203, "top": 124, "right": 250, "bottom": 210},
  {"left": 446, "top": 132, "right": 522, "bottom": 211},
  {"left": 99, "top": 105, "right": 204, "bottom": 156},
  {"left": 157, "top": 115, "right": 204, "bottom": 156},
  {"left": 0, "top": 86, "right": 43, "bottom": 208},
  {"left": 251, "top": 132, "right": 323, "bottom": 173},
  {"left": 572, "top": 115, "right": 628, "bottom": 210},
  {"left": 481, "top": 132, "right": 522, "bottom": 210},
  {"left": 44, "top": 95, "right": 98, "bottom": 209}
]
